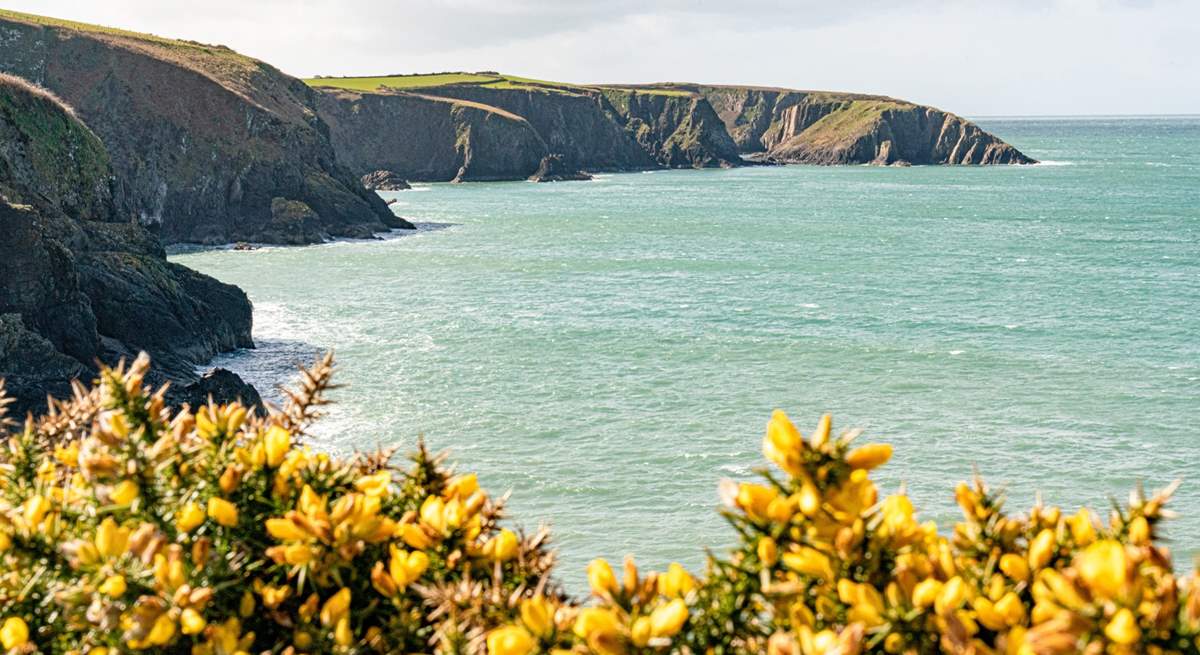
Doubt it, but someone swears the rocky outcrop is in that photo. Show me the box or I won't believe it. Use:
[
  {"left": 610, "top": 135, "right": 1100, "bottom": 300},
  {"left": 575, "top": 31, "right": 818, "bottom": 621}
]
[
  {"left": 597, "top": 88, "right": 742, "bottom": 169},
  {"left": 361, "top": 170, "right": 411, "bottom": 191},
  {"left": 691, "top": 85, "right": 1035, "bottom": 166},
  {"left": 167, "top": 368, "right": 264, "bottom": 412},
  {"left": 0, "top": 73, "right": 254, "bottom": 415},
  {"left": 0, "top": 9, "right": 411, "bottom": 244},
  {"left": 529, "top": 154, "right": 592, "bottom": 182}
]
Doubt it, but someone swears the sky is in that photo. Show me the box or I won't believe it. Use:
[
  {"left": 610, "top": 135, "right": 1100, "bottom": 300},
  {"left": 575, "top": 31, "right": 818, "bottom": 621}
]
[{"left": 5, "top": 0, "right": 1198, "bottom": 116}]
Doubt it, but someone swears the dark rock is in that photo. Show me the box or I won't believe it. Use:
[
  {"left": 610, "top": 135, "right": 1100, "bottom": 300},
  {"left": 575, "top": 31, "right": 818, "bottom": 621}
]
[
  {"left": 166, "top": 367, "right": 264, "bottom": 412},
  {"left": 529, "top": 154, "right": 593, "bottom": 182},
  {"left": 0, "top": 74, "right": 256, "bottom": 414},
  {"left": 361, "top": 170, "right": 412, "bottom": 191},
  {"left": 265, "top": 198, "right": 326, "bottom": 245},
  {"left": 0, "top": 314, "right": 92, "bottom": 417}
]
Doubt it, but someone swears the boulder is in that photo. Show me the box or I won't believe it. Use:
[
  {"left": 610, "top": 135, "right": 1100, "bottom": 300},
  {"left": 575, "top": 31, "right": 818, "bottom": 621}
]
[
  {"left": 529, "top": 154, "right": 593, "bottom": 183},
  {"left": 166, "top": 367, "right": 264, "bottom": 413},
  {"left": 361, "top": 170, "right": 412, "bottom": 191}
]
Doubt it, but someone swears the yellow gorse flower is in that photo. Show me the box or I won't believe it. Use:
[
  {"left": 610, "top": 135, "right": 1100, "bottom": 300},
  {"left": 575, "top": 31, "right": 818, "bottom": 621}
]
[
  {"left": 487, "top": 624, "right": 535, "bottom": 655},
  {"left": 0, "top": 617, "right": 28, "bottom": 650},
  {"left": 1, "top": 355, "right": 1194, "bottom": 655},
  {"left": 587, "top": 558, "right": 619, "bottom": 596},
  {"left": 207, "top": 497, "right": 239, "bottom": 527}
]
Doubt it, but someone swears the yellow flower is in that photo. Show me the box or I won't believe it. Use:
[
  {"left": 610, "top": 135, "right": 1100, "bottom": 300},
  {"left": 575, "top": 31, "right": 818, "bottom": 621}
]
[
  {"left": 520, "top": 596, "right": 555, "bottom": 638},
  {"left": 98, "top": 574, "right": 126, "bottom": 597},
  {"left": 1076, "top": 540, "right": 1128, "bottom": 599},
  {"left": 334, "top": 617, "right": 353, "bottom": 646},
  {"left": 420, "top": 496, "right": 448, "bottom": 534},
  {"left": 763, "top": 410, "right": 805, "bottom": 476},
  {"left": 912, "top": 579, "right": 942, "bottom": 608},
  {"left": 445, "top": 473, "right": 479, "bottom": 499},
  {"left": 176, "top": 502, "right": 206, "bottom": 533},
  {"left": 1104, "top": 608, "right": 1140, "bottom": 645},
  {"left": 265, "top": 517, "right": 309, "bottom": 541},
  {"left": 239, "top": 590, "right": 255, "bottom": 617},
  {"left": 797, "top": 481, "right": 821, "bottom": 517},
  {"left": 999, "top": 553, "right": 1030, "bottom": 582},
  {"left": 934, "top": 576, "right": 967, "bottom": 616},
  {"left": 1028, "top": 528, "right": 1056, "bottom": 570},
  {"left": 657, "top": 562, "right": 696, "bottom": 598},
  {"left": 1068, "top": 509, "right": 1096, "bottom": 545},
  {"left": 573, "top": 607, "right": 619, "bottom": 639},
  {"left": 487, "top": 625, "right": 535, "bottom": 655},
  {"left": 736, "top": 483, "right": 779, "bottom": 522},
  {"left": 994, "top": 591, "right": 1025, "bottom": 626},
  {"left": 181, "top": 608, "right": 207, "bottom": 635},
  {"left": 263, "top": 425, "right": 291, "bottom": 467},
  {"left": 845, "top": 443, "right": 893, "bottom": 470},
  {"left": 587, "top": 558, "right": 619, "bottom": 596},
  {"left": 1128, "top": 516, "right": 1150, "bottom": 545},
  {"left": 95, "top": 517, "right": 129, "bottom": 559},
  {"left": 22, "top": 495, "right": 51, "bottom": 530},
  {"left": 259, "top": 583, "right": 291, "bottom": 608},
  {"left": 485, "top": 528, "right": 520, "bottom": 562},
  {"left": 146, "top": 612, "right": 176, "bottom": 646},
  {"left": 109, "top": 479, "right": 140, "bottom": 506},
  {"left": 781, "top": 547, "right": 835, "bottom": 581},
  {"left": 355, "top": 471, "right": 392, "bottom": 497},
  {"left": 388, "top": 547, "right": 430, "bottom": 588},
  {"left": 401, "top": 523, "right": 434, "bottom": 549},
  {"left": 207, "top": 497, "right": 239, "bottom": 527},
  {"left": 757, "top": 536, "right": 779, "bottom": 566},
  {"left": 320, "top": 587, "right": 352, "bottom": 627},
  {"left": 631, "top": 616, "right": 653, "bottom": 647},
  {"left": 0, "top": 617, "right": 29, "bottom": 650},
  {"left": 649, "top": 598, "right": 689, "bottom": 638}
]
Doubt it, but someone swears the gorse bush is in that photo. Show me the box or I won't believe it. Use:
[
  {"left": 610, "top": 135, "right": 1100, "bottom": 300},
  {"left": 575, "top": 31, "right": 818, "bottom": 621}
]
[{"left": 0, "top": 356, "right": 1197, "bottom": 654}]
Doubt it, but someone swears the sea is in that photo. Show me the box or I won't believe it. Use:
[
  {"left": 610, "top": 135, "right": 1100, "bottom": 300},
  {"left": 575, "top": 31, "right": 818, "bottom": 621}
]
[{"left": 171, "top": 116, "right": 1200, "bottom": 589}]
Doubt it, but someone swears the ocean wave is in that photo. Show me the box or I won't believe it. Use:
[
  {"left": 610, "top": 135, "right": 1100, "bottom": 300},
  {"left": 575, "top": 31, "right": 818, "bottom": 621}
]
[{"left": 1032, "top": 160, "right": 1074, "bottom": 166}]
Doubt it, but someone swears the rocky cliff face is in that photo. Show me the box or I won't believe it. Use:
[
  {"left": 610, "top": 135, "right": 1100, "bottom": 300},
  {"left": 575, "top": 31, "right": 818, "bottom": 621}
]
[
  {"left": 693, "top": 85, "right": 1036, "bottom": 165},
  {"left": 0, "top": 74, "right": 255, "bottom": 414},
  {"left": 316, "top": 90, "right": 548, "bottom": 182},
  {"left": 0, "top": 10, "right": 409, "bottom": 244},
  {"left": 313, "top": 82, "right": 742, "bottom": 182}
]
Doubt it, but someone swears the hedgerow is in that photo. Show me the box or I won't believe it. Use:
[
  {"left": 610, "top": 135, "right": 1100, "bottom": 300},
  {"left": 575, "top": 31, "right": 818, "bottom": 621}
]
[{"left": 0, "top": 354, "right": 1196, "bottom": 654}]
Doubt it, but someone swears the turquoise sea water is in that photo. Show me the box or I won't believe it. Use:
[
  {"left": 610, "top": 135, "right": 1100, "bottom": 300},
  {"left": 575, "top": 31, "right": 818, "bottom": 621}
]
[{"left": 172, "top": 116, "right": 1200, "bottom": 588}]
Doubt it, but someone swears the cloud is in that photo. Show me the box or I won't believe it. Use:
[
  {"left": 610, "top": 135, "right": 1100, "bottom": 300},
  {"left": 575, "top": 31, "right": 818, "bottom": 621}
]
[{"left": 4, "top": 0, "right": 1197, "bottom": 114}]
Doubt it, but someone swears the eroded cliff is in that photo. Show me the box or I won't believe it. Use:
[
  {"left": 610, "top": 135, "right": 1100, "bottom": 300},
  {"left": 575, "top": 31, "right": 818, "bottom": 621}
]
[
  {"left": 692, "top": 85, "right": 1036, "bottom": 165},
  {"left": 0, "top": 9, "right": 410, "bottom": 244},
  {"left": 309, "top": 75, "right": 742, "bottom": 181}
]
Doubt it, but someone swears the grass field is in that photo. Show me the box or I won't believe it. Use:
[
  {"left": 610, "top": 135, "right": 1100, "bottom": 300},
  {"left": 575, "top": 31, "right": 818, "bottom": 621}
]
[{"left": 304, "top": 72, "right": 696, "bottom": 98}]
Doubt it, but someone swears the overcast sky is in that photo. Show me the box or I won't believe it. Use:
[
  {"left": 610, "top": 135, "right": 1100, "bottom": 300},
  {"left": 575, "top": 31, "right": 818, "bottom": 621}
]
[{"left": 7, "top": 0, "right": 1198, "bottom": 115}]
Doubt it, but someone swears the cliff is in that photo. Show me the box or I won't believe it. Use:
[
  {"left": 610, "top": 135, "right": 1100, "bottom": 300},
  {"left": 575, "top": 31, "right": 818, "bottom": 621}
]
[
  {"left": 307, "top": 74, "right": 742, "bottom": 181},
  {"left": 0, "top": 73, "right": 255, "bottom": 414},
  {"left": 0, "top": 9, "right": 411, "bottom": 244},
  {"left": 691, "top": 84, "right": 1036, "bottom": 165},
  {"left": 315, "top": 89, "right": 548, "bottom": 182}
]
